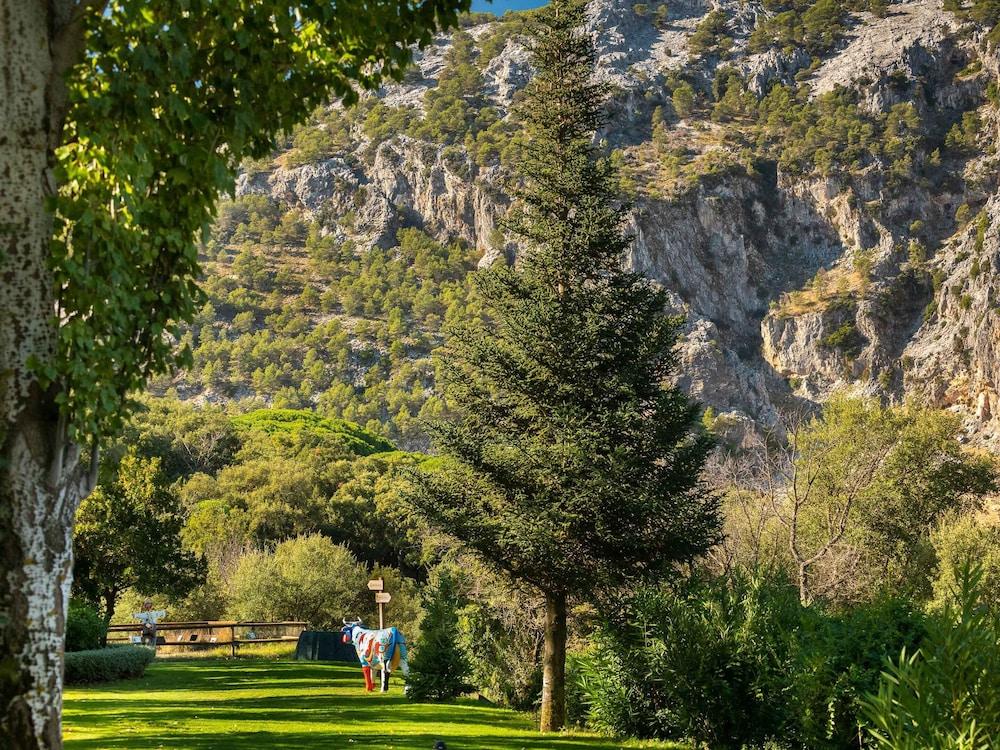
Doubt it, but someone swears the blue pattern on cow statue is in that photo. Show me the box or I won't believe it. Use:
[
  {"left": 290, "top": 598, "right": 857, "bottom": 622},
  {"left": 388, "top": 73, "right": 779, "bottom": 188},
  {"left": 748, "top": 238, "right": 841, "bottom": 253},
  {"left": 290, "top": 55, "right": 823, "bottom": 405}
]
[{"left": 341, "top": 619, "right": 410, "bottom": 692}]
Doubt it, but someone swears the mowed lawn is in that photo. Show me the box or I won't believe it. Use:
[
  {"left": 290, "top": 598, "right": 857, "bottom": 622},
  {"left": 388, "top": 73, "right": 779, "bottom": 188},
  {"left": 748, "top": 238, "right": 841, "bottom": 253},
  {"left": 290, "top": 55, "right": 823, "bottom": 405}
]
[{"left": 64, "top": 658, "right": 684, "bottom": 750}]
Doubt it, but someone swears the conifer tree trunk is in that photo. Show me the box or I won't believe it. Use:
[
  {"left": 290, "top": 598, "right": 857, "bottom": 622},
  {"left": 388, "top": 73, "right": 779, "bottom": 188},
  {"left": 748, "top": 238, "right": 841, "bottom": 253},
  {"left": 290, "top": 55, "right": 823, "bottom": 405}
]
[
  {"left": 1, "top": 2, "right": 91, "bottom": 747},
  {"left": 539, "top": 591, "right": 567, "bottom": 732}
]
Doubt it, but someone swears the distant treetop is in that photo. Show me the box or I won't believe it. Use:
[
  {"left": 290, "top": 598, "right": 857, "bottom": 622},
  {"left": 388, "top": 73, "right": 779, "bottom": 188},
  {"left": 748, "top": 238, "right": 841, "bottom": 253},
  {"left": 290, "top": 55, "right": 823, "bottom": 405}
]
[{"left": 233, "top": 409, "right": 395, "bottom": 456}]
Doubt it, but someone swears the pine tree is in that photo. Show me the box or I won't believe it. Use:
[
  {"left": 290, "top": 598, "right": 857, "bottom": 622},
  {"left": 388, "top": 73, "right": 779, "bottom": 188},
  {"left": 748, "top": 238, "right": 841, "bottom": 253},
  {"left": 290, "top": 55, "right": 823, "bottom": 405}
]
[
  {"left": 405, "top": 0, "right": 720, "bottom": 731},
  {"left": 404, "top": 570, "right": 472, "bottom": 702}
]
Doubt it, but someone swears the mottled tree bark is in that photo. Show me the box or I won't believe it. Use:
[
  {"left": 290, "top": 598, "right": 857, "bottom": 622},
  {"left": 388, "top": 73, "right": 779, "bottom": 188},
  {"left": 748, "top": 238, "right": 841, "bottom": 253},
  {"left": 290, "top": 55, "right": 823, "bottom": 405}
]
[
  {"left": 538, "top": 591, "right": 567, "bottom": 732},
  {"left": 0, "top": 2, "right": 95, "bottom": 747}
]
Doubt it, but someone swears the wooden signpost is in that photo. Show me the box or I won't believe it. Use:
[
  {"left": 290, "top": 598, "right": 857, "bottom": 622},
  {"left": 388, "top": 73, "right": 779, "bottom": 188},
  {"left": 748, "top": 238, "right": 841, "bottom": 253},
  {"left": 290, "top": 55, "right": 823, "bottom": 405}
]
[{"left": 368, "top": 579, "right": 390, "bottom": 628}]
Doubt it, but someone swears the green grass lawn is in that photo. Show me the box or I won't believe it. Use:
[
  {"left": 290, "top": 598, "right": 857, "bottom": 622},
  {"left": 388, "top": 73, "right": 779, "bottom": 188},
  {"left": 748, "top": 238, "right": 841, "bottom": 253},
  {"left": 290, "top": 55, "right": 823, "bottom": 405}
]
[{"left": 64, "top": 658, "right": 683, "bottom": 749}]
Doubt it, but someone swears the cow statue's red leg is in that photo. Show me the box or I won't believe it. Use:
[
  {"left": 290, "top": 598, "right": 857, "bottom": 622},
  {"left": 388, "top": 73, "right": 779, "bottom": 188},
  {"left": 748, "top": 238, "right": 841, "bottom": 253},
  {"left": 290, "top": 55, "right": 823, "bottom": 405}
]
[{"left": 362, "top": 666, "right": 374, "bottom": 692}]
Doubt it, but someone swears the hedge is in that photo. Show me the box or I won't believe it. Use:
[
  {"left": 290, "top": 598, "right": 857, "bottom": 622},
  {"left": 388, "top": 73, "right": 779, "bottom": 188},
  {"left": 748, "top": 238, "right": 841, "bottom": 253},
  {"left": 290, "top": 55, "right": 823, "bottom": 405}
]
[
  {"left": 65, "top": 646, "right": 155, "bottom": 685},
  {"left": 65, "top": 599, "right": 106, "bottom": 652}
]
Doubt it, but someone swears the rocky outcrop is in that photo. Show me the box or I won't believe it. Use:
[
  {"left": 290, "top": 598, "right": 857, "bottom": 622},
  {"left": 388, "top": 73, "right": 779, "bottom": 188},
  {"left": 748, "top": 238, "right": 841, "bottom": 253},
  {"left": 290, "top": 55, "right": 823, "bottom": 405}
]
[
  {"left": 810, "top": 2, "right": 968, "bottom": 112},
  {"left": 905, "top": 193, "right": 1000, "bottom": 447},
  {"left": 232, "top": 0, "right": 1000, "bottom": 444}
]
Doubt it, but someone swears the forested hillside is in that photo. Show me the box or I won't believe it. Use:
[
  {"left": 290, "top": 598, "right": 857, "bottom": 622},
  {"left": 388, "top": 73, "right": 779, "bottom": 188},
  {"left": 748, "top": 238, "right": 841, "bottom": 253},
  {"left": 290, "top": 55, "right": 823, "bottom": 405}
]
[{"left": 146, "top": 0, "right": 1000, "bottom": 452}]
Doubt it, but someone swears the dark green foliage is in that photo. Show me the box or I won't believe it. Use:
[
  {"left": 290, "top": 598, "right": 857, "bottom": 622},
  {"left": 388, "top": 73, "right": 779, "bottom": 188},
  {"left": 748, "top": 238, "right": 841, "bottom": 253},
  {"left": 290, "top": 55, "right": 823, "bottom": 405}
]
[
  {"left": 788, "top": 597, "right": 927, "bottom": 747},
  {"left": 457, "top": 594, "right": 544, "bottom": 710},
  {"left": 65, "top": 599, "right": 107, "bottom": 653},
  {"left": 749, "top": 0, "right": 849, "bottom": 55},
  {"left": 755, "top": 86, "right": 883, "bottom": 175},
  {"left": 578, "top": 574, "right": 925, "bottom": 749},
  {"left": 820, "top": 321, "right": 864, "bottom": 356},
  {"left": 64, "top": 646, "right": 156, "bottom": 685},
  {"left": 671, "top": 81, "right": 696, "bottom": 119},
  {"left": 864, "top": 565, "right": 1000, "bottom": 748},
  {"left": 945, "top": 111, "right": 983, "bottom": 153},
  {"left": 578, "top": 575, "right": 800, "bottom": 747},
  {"left": 688, "top": 10, "right": 733, "bottom": 57},
  {"left": 405, "top": 571, "right": 473, "bottom": 702},
  {"left": 711, "top": 68, "right": 756, "bottom": 122},
  {"left": 73, "top": 452, "right": 206, "bottom": 626},
  {"left": 407, "top": 0, "right": 719, "bottom": 598}
]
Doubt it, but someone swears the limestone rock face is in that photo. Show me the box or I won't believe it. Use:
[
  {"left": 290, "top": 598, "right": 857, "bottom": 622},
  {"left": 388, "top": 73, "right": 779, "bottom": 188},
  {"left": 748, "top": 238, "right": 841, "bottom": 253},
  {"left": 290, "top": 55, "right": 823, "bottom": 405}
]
[
  {"left": 233, "top": 0, "right": 1000, "bottom": 444},
  {"left": 809, "top": 1, "right": 969, "bottom": 112},
  {"left": 904, "top": 193, "right": 1000, "bottom": 449}
]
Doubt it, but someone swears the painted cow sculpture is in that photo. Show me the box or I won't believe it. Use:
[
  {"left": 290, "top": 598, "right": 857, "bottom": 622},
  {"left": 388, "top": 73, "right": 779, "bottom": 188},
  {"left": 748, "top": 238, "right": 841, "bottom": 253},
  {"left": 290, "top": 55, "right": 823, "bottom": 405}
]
[{"left": 341, "top": 619, "right": 409, "bottom": 692}]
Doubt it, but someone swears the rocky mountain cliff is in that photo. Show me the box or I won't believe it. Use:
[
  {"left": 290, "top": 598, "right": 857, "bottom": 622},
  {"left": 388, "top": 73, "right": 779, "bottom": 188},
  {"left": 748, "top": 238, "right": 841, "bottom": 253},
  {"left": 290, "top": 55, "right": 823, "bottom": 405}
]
[{"left": 173, "top": 0, "right": 1000, "bottom": 450}]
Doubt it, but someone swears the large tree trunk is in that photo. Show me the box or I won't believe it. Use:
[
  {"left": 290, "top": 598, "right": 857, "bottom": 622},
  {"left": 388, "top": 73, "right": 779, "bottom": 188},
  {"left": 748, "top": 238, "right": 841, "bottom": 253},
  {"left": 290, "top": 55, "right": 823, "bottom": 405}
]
[
  {"left": 1, "top": 2, "right": 91, "bottom": 747},
  {"left": 100, "top": 591, "right": 117, "bottom": 648},
  {"left": 539, "top": 591, "right": 567, "bottom": 732}
]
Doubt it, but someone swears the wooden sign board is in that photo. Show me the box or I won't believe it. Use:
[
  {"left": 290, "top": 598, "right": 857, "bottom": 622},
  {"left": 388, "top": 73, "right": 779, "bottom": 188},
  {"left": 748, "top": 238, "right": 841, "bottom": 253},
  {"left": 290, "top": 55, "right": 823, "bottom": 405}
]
[
  {"left": 374, "top": 592, "right": 391, "bottom": 604},
  {"left": 367, "top": 578, "right": 384, "bottom": 591}
]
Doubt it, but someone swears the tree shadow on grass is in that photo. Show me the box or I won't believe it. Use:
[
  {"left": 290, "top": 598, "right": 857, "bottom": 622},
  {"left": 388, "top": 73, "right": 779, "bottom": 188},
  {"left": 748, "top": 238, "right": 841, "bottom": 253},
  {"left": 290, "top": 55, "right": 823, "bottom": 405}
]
[
  {"left": 65, "top": 729, "right": 638, "bottom": 750},
  {"left": 65, "top": 693, "right": 530, "bottom": 730},
  {"left": 65, "top": 660, "right": 662, "bottom": 750}
]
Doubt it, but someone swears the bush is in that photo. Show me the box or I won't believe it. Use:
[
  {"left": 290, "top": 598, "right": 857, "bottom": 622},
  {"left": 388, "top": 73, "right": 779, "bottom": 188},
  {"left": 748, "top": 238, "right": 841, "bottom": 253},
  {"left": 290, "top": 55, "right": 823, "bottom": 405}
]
[
  {"left": 576, "top": 573, "right": 924, "bottom": 749},
  {"left": 864, "top": 565, "right": 1000, "bottom": 748},
  {"left": 64, "top": 646, "right": 155, "bottom": 685},
  {"left": 578, "top": 574, "right": 800, "bottom": 747},
  {"left": 457, "top": 587, "right": 543, "bottom": 711},
  {"left": 930, "top": 514, "right": 1000, "bottom": 610},
  {"left": 820, "top": 321, "right": 863, "bottom": 356},
  {"left": 787, "top": 596, "right": 925, "bottom": 747},
  {"left": 228, "top": 535, "right": 368, "bottom": 629},
  {"left": 405, "top": 570, "right": 472, "bottom": 702},
  {"left": 66, "top": 599, "right": 106, "bottom": 652}
]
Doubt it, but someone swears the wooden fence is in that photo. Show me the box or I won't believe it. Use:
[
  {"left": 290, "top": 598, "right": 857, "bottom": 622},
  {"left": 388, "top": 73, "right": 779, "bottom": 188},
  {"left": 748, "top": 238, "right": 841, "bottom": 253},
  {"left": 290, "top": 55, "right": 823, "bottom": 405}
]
[{"left": 106, "top": 620, "right": 307, "bottom": 657}]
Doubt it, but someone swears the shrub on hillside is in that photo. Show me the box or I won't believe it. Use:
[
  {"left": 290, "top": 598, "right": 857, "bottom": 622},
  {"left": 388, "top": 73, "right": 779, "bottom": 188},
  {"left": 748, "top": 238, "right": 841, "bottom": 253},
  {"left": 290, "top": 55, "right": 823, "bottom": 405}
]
[
  {"left": 405, "top": 571, "right": 472, "bottom": 702},
  {"left": 66, "top": 599, "right": 106, "bottom": 652},
  {"left": 930, "top": 514, "right": 1000, "bottom": 610},
  {"left": 65, "top": 646, "right": 155, "bottom": 685}
]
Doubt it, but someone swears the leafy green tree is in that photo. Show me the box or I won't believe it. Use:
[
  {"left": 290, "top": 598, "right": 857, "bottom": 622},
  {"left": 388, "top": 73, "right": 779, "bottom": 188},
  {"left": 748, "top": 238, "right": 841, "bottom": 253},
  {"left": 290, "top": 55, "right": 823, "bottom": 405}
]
[
  {"left": 72, "top": 452, "right": 205, "bottom": 636},
  {"left": 688, "top": 9, "right": 732, "bottom": 57},
  {"left": 119, "top": 397, "right": 241, "bottom": 483},
  {"left": 743, "top": 397, "right": 994, "bottom": 604},
  {"left": 1, "top": 2, "right": 467, "bottom": 741},
  {"left": 404, "top": 0, "right": 719, "bottom": 730},
  {"left": 228, "top": 535, "right": 367, "bottom": 628},
  {"left": 672, "top": 81, "right": 696, "bottom": 119},
  {"left": 405, "top": 569, "right": 473, "bottom": 702}
]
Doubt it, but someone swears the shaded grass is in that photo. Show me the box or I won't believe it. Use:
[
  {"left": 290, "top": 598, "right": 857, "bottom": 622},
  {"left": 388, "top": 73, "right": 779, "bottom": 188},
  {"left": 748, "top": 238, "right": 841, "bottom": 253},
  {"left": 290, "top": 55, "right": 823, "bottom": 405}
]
[{"left": 64, "top": 658, "right": 684, "bottom": 749}]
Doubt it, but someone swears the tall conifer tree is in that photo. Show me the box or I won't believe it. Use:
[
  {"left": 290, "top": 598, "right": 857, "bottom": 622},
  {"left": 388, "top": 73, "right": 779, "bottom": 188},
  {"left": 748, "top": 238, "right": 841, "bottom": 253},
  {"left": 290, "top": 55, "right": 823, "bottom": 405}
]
[{"left": 406, "top": 0, "right": 720, "bottom": 730}]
